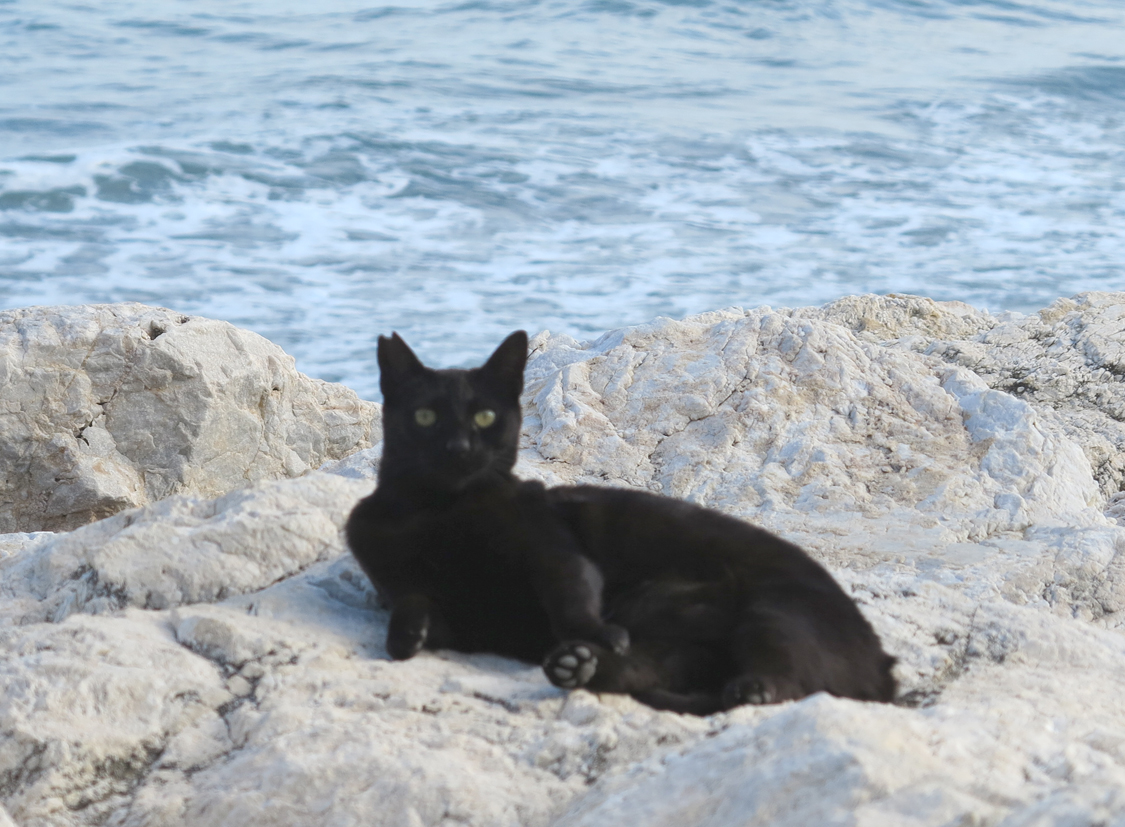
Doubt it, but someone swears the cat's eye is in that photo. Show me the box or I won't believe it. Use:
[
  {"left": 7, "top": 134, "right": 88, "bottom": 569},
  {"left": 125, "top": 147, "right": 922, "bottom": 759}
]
[
  {"left": 473, "top": 409, "right": 497, "bottom": 428},
  {"left": 414, "top": 408, "right": 437, "bottom": 427}
]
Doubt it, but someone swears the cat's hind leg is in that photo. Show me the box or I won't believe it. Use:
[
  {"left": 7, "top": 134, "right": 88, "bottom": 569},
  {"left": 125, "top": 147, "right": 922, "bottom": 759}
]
[
  {"left": 721, "top": 674, "right": 800, "bottom": 707},
  {"left": 721, "top": 598, "right": 836, "bottom": 708},
  {"left": 544, "top": 639, "right": 726, "bottom": 715},
  {"left": 531, "top": 547, "right": 630, "bottom": 655},
  {"left": 630, "top": 688, "right": 725, "bottom": 716},
  {"left": 543, "top": 639, "right": 665, "bottom": 692},
  {"left": 724, "top": 589, "right": 898, "bottom": 708}
]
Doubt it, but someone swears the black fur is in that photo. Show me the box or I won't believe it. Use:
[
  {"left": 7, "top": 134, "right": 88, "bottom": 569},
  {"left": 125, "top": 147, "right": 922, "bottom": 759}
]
[{"left": 346, "top": 331, "right": 896, "bottom": 714}]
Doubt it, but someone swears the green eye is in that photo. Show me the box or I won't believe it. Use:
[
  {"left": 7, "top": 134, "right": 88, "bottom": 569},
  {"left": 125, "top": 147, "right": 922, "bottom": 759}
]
[
  {"left": 414, "top": 408, "right": 436, "bottom": 427},
  {"left": 473, "top": 409, "right": 497, "bottom": 428}
]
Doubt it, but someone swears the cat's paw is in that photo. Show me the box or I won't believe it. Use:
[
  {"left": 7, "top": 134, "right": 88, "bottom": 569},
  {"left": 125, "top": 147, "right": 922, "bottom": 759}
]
[
  {"left": 386, "top": 626, "right": 426, "bottom": 660},
  {"left": 722, "top": 675, "right": 778, "bottom": 708},
  {"left": 386, "top": 603, "right": 430, "bottom": 660},
  {"left": 544, "top": 641, "right": 599, "bottom": 689}
]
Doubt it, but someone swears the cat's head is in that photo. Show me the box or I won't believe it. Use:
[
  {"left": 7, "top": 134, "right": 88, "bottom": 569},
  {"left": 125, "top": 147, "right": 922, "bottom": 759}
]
[{"left": 377, "top": 331, "right": 528, "bottom": 492}]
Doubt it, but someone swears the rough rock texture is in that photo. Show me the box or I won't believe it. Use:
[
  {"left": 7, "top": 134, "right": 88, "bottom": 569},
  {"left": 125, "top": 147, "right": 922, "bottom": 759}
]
[
  {"left": 0, "top": 304, "right": 380, "bottom": 533},
  {"left": 520, "top": 299, "right": 1101, "bottom": 541},
  {"left": 815, "top": 292, "right": 1125, "bottom": 504},
  {"left": 4, "top": 294, "right": 1125, "bottom": 827},
  {"left": 0, "top": 474, "right": 373, "bottom": 628}
]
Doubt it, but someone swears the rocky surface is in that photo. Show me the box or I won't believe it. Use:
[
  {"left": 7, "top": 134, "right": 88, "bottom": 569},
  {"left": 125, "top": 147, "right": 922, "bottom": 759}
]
[
  {"left": 3, "top": 294, "right": 1125, "bottom": 826},
  {"left": 0, "top": 304, "right": 380, "bottom": 533}
]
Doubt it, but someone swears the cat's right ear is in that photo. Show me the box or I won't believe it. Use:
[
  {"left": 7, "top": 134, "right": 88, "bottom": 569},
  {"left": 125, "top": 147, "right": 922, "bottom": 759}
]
[
  {"left": 378, "top": 333, "right": 426, "bottom": 398},
  {"left": 480, "top": 330, "right": 529, "bottom": 399}
]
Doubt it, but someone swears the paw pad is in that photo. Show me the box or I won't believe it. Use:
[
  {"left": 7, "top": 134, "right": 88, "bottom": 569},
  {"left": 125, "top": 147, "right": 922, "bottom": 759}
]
[
  {"left": 545, "top": 642, "right": 598, "bottom": 689},
  {"left": 743, "top": 683, "right": 773, "bottom": 705},
  {"left": 723, "top": 676, "right": 776, "bottom": 708}
]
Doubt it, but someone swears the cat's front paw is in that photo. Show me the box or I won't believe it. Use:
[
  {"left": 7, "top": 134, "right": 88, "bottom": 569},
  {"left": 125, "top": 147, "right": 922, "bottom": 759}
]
[
  {"left": 544, "top": 641, "right": 599, "bottom": 689},
  {"left": 386, "top": 625, "right": 426, "bottom": 660},
  {"left": 386, "top": 600, "right": 430, "bottom": 660}
]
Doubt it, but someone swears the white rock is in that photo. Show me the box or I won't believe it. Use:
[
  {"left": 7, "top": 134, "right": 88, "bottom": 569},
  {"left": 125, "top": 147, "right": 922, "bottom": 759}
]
[
  {"left": 0, "top": 472, "right": 373, "bottom": 627},
  {"left": 523, "top": 304, "right": 1102, "bottom": 535},
  {"left": 821, "top": 292, "right": 1125, "bottom": 502},
  {"left": 0, "top": 304, "right": 380, "bottom": 533},
  {"left": 0, "top": 611, "right": 233, "bottom": 826},
  {"left": 3, "top": 294, "right": 1125, "bottom": 826}
]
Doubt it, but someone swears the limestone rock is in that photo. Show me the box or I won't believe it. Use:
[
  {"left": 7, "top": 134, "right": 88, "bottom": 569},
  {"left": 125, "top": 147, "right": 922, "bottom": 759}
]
[
  {"left": 520, "top": 303, "right": 1107, "bottom": 560},
  {"left": 0, "top": 304, "right": 380, "bottom": 533},
  {"left": 0, "top": 612, "right": 233, "bottom": 826},
  {"left": 924, "top": 293, "right": 1125, "bottom": 501},
  {"left": 0, "top": 473, "right": 373, "bottom": 628},
  {"left": 811, "top": 292, "right": 1125, "bottom": 503},
  {"left": 4, "top": 294, "right": 1125, "bottom": 826},
  {"left": 810, "top": 291, "right": 997, "bottom": 342}
]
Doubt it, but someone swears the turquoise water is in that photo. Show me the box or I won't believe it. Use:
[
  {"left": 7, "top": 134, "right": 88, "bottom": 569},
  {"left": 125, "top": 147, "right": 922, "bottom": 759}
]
[{"left": 2, "top": 0, "right": 1124, "bottom": 397}]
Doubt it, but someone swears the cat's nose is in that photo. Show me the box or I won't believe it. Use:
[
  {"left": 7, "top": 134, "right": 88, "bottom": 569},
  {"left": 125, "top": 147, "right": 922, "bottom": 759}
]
[{"left": 446, "top": 434, "right": 471, "bottom": 455}]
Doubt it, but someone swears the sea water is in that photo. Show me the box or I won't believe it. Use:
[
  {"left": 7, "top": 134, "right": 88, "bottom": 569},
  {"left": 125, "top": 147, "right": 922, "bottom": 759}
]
[{"left": 1, "top": 0, "right": 1123, "bottom": 398}]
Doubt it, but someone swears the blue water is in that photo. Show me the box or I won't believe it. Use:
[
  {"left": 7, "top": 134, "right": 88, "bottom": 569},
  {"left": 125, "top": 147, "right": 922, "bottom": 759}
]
[{"left": 2, "top": 0, "right": 1124, "bottom": 398}]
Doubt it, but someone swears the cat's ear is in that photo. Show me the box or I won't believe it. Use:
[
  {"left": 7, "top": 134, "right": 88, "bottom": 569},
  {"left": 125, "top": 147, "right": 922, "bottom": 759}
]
[
  {"left": 378, "top": 333, "right": 426, "bottom": 397},
  {"left": 480, "top": 330, "right": 528, "bottom": 398}
]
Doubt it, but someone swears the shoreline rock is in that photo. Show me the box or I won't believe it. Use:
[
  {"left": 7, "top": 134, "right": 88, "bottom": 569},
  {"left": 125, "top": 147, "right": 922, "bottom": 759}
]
[
  {"left": 3, "top": 293, "right": 1125, "bottom": 826},
  {"left": 0, "top": 303, "right": 380, "bottom": 534}
]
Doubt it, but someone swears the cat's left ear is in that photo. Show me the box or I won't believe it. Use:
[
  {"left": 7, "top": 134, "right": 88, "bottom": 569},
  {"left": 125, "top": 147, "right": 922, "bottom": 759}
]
[{"left": 480, "top": 330, "right": 528, "bottom": 398}]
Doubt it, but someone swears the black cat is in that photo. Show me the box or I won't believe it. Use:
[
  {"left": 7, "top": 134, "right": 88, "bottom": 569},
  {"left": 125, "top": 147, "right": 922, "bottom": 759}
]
[{"left": 345, "top": 331, "right": 896, "bottom": 714}]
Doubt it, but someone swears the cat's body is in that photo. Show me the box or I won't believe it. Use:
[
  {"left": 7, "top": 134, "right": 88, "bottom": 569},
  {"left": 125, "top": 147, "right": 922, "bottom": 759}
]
[
  {"left": 346, "top": 331, "right": 896, "bottom": 714},
  {"left": 347, "top": 476, "right": 564, "bottom": 663}
]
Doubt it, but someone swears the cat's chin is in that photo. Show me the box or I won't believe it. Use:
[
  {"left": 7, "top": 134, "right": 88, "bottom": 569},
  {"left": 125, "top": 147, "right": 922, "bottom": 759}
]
[{"left": 423, "top": 464, "right": 510, "bottom": 494}]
